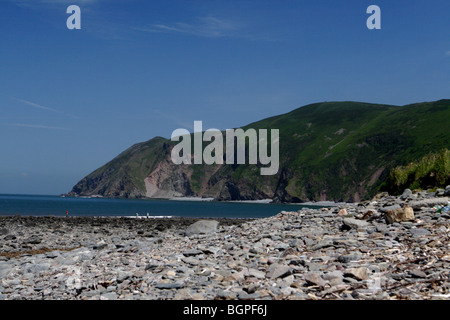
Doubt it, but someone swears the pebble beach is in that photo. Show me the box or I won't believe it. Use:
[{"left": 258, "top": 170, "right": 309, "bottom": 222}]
[{"left": 0, "top": 188, "right": 449, "bottom": 300}]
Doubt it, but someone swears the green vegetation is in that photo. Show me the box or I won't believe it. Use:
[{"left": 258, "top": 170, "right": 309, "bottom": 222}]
[
  {"left": 190, "top": 165, "right": 206, "bottom": 193},
  {"left": 384, "top": 148, "right": 450, "bottom": 194},
  {"left": 239, "top": 99, "right": 450, "bottom": 201},
  {"left": 69, "top": 99, "right": 450, "bottom": 202}
]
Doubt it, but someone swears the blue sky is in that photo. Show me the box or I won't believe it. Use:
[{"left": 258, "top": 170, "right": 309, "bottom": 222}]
[{"left": 0, "top": 0, "right": 449, "bottom": 195}]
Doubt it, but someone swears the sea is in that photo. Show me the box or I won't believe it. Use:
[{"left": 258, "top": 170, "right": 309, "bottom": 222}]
[{"left": 0, "top": 194, "right": 325, "bottom": 219}]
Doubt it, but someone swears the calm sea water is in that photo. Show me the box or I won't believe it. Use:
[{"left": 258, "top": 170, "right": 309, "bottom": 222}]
[{"left": 0, "top": 194, "right": 319, "bottom": 219}]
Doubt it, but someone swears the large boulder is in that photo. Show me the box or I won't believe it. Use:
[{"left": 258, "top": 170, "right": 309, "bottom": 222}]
[
  {"left": 184, "top": 220, "right": 219, "bottom": 237},
  {"left": 384, "top": 206, "right": 415, "bottom": 224}
]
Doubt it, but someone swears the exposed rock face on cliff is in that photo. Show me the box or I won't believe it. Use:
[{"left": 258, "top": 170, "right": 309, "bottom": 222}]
[
  {"left": 144, "top": 158, "right": 194, "bottom": 199},
  {"left": 67, "top": 100, "right": 450, "bottom": 202}
]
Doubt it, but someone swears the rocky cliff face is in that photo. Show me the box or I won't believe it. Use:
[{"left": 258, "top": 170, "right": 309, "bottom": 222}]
[
  {"left": 67, "top": 100, "right": 450, "bottom": 202},
  {"left": 143, "top": 158, "right": 194, "bottom": 198}
]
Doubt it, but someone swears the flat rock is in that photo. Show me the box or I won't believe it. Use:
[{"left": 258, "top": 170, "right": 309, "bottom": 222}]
[
  {"left": 322, "top": 270, "right": 344, "bottom": 281},
  {"left": 338, "top": 253, "right": 361, "bottom": 264},
  {"left": 304, "top": 272, "right": 326, "bottom": 287},
  {"left": 343, "top": 218, "right": 369, "bottom": 229},
  {"left": 200, "top": 246, "right": 221, "bottom": 255},
  {"left": 248, "top": 268, "right": 265, "bottom": 279},
  {"left": 100, "top": 292, "right": 118, "bottom": 300},
  {"left": 409, "top": 270, "right": 427, "bottom": 278},
  {"left": 344, "top": 267, "right": 370, "bottom": 280},
  {"left": 116, "top": 271, "right": 132, "bottom": 283},
  {"left": 266, "top": 264, "right": 291, "bottom": 279},
  {"left": 182, "top": 257, "right": 200, "bottom": 266},
  {"left": 409, "top": 228, "right": 432, "bottom": 237},
  {"left": 215, "top": 290, "right": 237, "bottom": 300},
  {"left": 379, "top": 205, "right": 401, "bottom": 213},
  {"left": 155, "top": 282, "right": 184, "bottom": 290},
  {"left": 184, "top": 220, "right": 219, "bottom": 237},
  {"left": 182, "top": 249, "right": 203, "bottom": 256},
  {"left": 238, "top": 291, "right": 261, "bottom": 300},
  {"left": 310, "top": 240, "right": 334, "bottom": 251}
]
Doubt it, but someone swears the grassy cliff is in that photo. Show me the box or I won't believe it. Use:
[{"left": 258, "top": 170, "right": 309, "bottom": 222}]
[{"left": 68, "top": 99, "right": 450, "bottom": 202}]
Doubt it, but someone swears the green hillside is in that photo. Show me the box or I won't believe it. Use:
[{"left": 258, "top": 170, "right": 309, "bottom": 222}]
[
  {"left": 68, "top": 99, "right": 450, "bottom": 202},
  {"left": 384, "top": 148, "right": 450, "bottom": 194},
  {"left": 71, "top": 137, "right": 169, "bottom": 198}
]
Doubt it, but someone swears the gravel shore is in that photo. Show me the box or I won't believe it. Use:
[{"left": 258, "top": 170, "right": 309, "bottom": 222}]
[{"left": 0, "top": 189, "right": 449, "bottom": 300}]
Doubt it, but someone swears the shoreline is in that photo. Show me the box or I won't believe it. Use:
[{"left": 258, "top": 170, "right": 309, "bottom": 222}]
[
  {"left": 0, "top": 214, "right": 260, "bottom": 220},
  {"left": 60, "top": 193, "right": 350, "bottom": 206}
]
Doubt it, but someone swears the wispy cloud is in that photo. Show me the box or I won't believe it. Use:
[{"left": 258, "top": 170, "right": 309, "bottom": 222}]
[
  {"left": 446, "top": 51, "right": 450, "bottom": 57},
  {"left": 8, "top": 123, "right": 68, "bottom": 130},
  {"left": 13, "top": 97, "right": 60, "bottom": 113},
  {"left": 2, "top": 96, "right": 73, "bottom": 129},
  {"left": 133, "top": 16, "right": 242, "bottom": 39},
  {"left": 10, "top": 96, "right": 79, "bottom": 119}
]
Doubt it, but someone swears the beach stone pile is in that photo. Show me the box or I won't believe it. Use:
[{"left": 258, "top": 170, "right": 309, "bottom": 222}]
[{"left": 0, "top": 188, "right": 449, "bottom": 300}]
